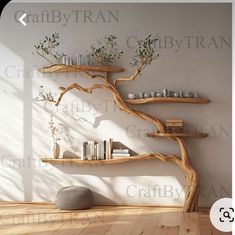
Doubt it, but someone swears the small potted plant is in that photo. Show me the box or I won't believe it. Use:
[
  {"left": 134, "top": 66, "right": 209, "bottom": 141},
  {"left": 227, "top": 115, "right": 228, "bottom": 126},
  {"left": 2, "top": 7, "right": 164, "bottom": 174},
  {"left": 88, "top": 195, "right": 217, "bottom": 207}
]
[{"left": 48, "top": 115, "right": 64, "bottom": 159}]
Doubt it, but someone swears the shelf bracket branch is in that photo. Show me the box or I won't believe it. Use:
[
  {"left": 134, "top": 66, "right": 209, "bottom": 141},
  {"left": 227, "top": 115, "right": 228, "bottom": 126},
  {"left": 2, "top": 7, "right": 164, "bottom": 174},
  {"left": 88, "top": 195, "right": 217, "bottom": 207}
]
[
  {"left": 79, "top": 70, "right": 105, "bottom": 80},
  {"left": 113, "top": 63, "right": 146, "bottom": 86},
  {"left": 56, "top": 81, "right": 165, "bottom": 132}
]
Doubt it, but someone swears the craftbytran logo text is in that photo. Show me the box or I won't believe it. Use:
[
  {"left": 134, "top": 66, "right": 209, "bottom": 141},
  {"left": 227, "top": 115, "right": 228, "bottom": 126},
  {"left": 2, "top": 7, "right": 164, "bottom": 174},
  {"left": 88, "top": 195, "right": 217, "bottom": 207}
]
[{"left": 15, "top": 9, "right": 119, "bottom": 26}]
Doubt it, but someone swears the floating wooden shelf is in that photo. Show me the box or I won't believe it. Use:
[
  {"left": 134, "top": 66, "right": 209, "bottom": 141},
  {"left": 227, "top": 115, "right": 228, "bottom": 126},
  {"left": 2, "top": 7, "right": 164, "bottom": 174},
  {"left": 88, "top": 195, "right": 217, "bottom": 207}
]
[
  {"left": 39, "top": 64, "right": 124, "bottom": 73},
  {"left": 126, "top": 97, "right": 209, "bottom": 105},
  {"left": 40, "top": 155, "right": 159, "bottom": 165},
  {"left": 146, "top": 132, "right": 208, "bottom": 138}
]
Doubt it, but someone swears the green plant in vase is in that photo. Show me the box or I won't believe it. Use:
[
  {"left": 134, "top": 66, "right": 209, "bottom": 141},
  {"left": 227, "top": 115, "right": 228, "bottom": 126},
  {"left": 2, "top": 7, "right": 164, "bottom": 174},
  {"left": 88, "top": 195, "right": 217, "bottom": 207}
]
[{"left": 89, "top": 34, "right": 124, "bottom": 66}]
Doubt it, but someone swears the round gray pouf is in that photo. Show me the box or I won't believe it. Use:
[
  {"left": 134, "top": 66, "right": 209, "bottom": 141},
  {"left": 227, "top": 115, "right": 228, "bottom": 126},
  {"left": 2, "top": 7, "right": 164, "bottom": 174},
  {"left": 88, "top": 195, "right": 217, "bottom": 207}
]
[{"left": 55, "top": 186, "right": 93, "bottom": 210}]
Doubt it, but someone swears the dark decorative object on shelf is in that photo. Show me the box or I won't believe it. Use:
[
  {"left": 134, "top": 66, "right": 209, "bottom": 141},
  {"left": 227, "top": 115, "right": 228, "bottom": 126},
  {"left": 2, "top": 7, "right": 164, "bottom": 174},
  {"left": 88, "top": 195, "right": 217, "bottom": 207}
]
[
  {"left": 139, "top": 92, "right": 144, "bottom": 98},
  {"left": 163, "top": 89, "right": 168, "bottom": 97},
  {"left": 167, "top": 90, "right": 174, "bottom": 97}
]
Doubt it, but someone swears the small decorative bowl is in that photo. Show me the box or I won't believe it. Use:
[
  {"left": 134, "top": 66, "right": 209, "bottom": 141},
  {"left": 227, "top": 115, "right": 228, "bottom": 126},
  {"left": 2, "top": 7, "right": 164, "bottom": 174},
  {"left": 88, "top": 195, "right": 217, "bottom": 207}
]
[
  {"left": 128, "top": 93, "right": 136, "bottom": 99},
  {"left": 144, "top": 93, "right": 150, "bottom": 98},
  {"left": 156, "top": 92, "right": 162, "bottom": 97},
  {"left": 173, "top": 92, "right": 180, "bottom": 98}
]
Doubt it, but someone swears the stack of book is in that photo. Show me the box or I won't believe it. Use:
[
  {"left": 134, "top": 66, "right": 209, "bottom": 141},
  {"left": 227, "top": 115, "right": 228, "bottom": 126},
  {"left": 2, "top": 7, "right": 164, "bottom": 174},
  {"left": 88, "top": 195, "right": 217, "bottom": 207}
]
[
  {"left": 112, "top": 149, "right": 130, "bottom": 158},
  {"left": 81, "top": 139, "right": 112, "bottom": 160},
  {"left": 165, "top": 119, "right": 183, "bottom": 133}
]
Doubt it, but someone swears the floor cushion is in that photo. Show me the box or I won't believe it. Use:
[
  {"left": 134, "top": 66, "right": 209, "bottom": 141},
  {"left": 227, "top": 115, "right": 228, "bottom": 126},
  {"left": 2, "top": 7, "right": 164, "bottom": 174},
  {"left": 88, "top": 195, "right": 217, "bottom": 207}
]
[{"left": 55, "top": 186, "right": 93, "bottom": 210}]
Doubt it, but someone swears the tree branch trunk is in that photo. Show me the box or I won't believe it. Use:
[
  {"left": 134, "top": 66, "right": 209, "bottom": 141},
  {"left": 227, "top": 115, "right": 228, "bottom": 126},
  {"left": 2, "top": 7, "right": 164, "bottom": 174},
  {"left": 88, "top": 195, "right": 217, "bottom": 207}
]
[{"left": 175, "top": 137, "right": 199, "bottom": 212}]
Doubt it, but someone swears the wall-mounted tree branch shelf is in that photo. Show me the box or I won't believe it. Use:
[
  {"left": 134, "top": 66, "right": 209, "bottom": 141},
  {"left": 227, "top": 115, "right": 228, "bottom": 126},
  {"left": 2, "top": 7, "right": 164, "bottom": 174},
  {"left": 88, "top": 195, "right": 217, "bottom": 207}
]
[
  {"left": 126, "top": 97, "right": 209, "bottom": 104},
  {"left": 38, "top": 62, "right": 209, "bottom": 213},
  {"left": 39, "top": 64, "right": 124, "bottom": 73}
]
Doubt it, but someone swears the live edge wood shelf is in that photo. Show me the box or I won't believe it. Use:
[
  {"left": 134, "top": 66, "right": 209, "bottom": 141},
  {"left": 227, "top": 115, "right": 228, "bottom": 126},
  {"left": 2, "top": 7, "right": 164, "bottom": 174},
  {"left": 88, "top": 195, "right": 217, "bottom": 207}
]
[
  {"left": 38, "top": 63, "right": 210, "bottom": 213},
  {"left": 126, "top": 97, "right": 209, "bottom": 104},
  {"left": 38, "top": 64, "right": 124, "bottom": 73},
  {"left": 40, "top": 155, "right": 161, "bottom": 165},
  {"left": 146, "top": 132, "right": 208, "bottom": 138}
]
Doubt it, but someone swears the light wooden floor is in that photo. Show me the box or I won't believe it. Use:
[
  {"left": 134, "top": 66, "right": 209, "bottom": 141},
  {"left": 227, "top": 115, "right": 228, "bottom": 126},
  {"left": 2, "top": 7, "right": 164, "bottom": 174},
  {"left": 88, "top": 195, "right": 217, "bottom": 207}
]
[{"left": 0, "top": 203, "right": 230, "bottom": 235}]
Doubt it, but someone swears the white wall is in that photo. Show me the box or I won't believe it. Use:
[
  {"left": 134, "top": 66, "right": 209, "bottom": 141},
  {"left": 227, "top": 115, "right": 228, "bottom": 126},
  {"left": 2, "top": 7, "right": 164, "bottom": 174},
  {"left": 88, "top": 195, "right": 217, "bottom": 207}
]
[{"left": 0, "top": 3, "right": 231, "bottom": 207}]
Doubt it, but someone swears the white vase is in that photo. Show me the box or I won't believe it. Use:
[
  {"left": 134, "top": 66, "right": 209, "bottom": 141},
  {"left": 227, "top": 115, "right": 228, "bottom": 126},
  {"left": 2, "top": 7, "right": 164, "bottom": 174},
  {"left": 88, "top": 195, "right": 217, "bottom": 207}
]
[{"left": 53, "top": 143, "right": 60, "bottom": 159}]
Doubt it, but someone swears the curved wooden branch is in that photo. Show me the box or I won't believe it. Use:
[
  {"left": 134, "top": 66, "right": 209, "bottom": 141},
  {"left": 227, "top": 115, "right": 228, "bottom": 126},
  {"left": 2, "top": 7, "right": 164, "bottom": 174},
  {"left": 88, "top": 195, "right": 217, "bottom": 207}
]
[
  {"left": 55, "top": 83, "right": 107, "bottom": 106},
  {"left": 56, "top": 82, "right": 165, "bottom": 132},
  {"left": 113, "top": 63, "right": 146, "bottom": 86},
  {"left": 175, "top": 137, "right": 199, "bottom": 212},
  {"left": 107, "top": 84, "right": 165, "bottom": 132},
  {"left": 148, "top": 153, "right": 182, "bottom": 167},
  {"left": 145, "top": 138, "right": 199, "bottom": 212},
  {"left": 175, "top": 137, "right": 190, "bottom": 165},
  {"left": 80, "top": 70, "right": 105, "bottom": 80},
  {"left": 134, "top": 146, "right": 199, "bottom": 212},
  {"left": 138, "top": 150, "right": 199, "bottom": 212}
]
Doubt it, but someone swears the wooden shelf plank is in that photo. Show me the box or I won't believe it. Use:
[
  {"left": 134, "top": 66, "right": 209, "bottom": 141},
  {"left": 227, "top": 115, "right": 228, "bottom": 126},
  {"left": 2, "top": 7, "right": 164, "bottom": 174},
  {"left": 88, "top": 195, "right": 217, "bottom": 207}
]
[
  {"left": 39, "top": 64, "right": 124, "bottom": 73},
  {"left": 40, "top": 155, "right": 161, "bottom": 165},
  {"left": 146, "top": 132, "right": 208, "bottom": 138},
  {"left": 126, "top": 97, "right": 209, "bottom": 104}
]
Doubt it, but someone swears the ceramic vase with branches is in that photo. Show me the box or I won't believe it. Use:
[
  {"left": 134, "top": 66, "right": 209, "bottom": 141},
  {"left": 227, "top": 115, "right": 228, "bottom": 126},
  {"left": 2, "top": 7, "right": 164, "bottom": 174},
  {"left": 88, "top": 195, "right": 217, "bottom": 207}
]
[{"left": 48, "top": 115, "right": 63, "bottom": 159}]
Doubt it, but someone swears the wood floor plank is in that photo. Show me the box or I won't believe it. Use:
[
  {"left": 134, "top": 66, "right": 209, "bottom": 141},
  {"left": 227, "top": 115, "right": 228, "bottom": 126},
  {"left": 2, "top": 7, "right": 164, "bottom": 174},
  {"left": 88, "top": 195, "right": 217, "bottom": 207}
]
[
  {"left": 0, "top": 225, "right": 34, "bottom": 235},
  {"left": 0, "top": 203, "right": 229, "bottom": 235},
  {"left": 104, "top": 208, "right": 143, "bottom": 235},
  {"left": 166, "top": 227, "right": 180, "bottom": 235},
  {"left": 179, "top": 212, "right": 199, "bottom": 234},
  {"left": 129, "top": 208, "right": 163, "bottom": 235},
  {"left": 211, "top": 228, "right": 232, "bottom": 235},
  {"left": 79, "top": 209, "right": 123, "bottom": 235}
]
